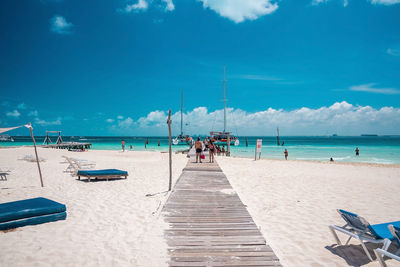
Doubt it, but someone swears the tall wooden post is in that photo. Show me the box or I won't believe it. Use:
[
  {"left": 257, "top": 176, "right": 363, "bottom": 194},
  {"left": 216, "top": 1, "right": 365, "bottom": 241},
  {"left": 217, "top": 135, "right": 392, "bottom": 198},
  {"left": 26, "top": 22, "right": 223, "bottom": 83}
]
[
  {"left": 167, "top": 110, "right": 172, "bottom": 191},
  {"left": 28, "top": 123, "right": 44, "bottom": 187}
]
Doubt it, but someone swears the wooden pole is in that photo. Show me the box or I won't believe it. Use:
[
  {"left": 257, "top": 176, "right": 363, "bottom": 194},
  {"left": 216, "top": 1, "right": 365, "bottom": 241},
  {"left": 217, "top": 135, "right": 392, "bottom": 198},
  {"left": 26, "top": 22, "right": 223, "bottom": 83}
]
[
  {"left": 167, "top": 110, "right": 172, "bottom": 191},
  {"left": 245, "top": 137, "right": 248, "bottom": 147},
  {"left": 254, "top": 143, "right": 257, "bottom": 161},
  {"left": 28, "top": 123, "right": 44, "bottom": 187}
]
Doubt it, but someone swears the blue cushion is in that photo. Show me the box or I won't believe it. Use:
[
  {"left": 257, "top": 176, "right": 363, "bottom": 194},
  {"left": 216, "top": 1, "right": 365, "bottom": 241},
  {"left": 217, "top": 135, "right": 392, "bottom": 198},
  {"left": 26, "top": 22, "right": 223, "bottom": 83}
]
[
  {"left": 370, "top": 221, "right": 400, "bottom": 240},
  {"left": 0, "top": 197, "right": 66, "bottom": 223},
  {"left": 77, "top": 169, "right": 128, "bottom": 176},
  {"left": 0, "top": 212, "right": 66, "bottom": 230}
]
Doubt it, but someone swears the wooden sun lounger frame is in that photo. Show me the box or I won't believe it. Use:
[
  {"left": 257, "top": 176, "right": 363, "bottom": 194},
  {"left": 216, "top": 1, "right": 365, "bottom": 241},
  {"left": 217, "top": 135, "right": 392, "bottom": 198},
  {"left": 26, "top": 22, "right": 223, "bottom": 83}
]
[{"left": 77, "top": 172, "right": 128, "bottom": 182}]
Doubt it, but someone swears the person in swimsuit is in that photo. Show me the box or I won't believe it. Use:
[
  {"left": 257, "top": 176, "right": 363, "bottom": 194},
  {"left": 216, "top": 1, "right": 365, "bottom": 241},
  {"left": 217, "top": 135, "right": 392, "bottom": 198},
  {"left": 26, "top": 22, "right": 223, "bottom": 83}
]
[
  {"left": 195, "top": 137, "right": 203, "bottom": 163},
  {"left": 121, "top": 140, "right": 125, "bottom": 152},
  {"left": 355, "top": 147, "right": 359, "bottom": 156},
  {"left": 209, "top": 141, "right": 215, "bottom": 163},
  {"left": 284, "top": 149, "right": 288, "bottom": 160}
]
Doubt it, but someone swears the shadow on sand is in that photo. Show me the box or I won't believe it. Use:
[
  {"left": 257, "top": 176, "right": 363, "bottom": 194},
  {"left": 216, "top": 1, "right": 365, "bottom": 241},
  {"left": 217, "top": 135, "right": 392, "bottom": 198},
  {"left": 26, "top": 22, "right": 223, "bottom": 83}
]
[{"left": 326, "top": 243, "right": 399, "bottom": 267}]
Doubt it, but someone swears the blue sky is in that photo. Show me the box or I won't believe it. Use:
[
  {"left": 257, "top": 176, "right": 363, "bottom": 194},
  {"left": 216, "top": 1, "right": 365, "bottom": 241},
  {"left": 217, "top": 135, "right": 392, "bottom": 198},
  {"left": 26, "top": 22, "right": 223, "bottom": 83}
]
[{"left": 1, "top": 0, "right": 400, "bottom": 136}]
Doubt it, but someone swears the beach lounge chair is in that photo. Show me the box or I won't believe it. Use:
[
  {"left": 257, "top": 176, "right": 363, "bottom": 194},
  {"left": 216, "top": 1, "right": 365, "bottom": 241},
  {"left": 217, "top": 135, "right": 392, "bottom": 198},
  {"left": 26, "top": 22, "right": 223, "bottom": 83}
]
[
  {"left": 329, "top": 209, "right": 400, "bottom": 261},
  {"left": 77, "top": 169, "right": 128, "bottom": 182},
  {"left": 62, "top": 156, "right": 94, "bottom": 175},
  {"left": 0, "top": 197, "right": 66, "bottom": 230},
  {"left": 374, "top": 225, "right": 400, "bottom": 267}
]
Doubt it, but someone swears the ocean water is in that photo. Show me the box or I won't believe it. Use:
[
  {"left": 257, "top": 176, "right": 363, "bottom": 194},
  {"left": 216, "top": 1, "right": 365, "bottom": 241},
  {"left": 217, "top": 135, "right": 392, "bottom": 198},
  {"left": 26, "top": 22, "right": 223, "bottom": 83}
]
[{"left": 2, "top": 136, "right": 400, "bottom": 164}]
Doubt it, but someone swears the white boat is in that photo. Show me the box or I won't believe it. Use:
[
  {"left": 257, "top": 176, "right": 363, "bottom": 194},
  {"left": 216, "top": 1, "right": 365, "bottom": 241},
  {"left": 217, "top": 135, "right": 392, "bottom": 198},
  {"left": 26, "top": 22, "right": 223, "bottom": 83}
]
[
  {"left": 210, "top": 66, "right": 239, "bottom": 146},
  {"left": 0, "top": 134, "right": 14, "bottom": 142},
  {"left": 173, "top": 89, "right": 193, "bottom": 146}
]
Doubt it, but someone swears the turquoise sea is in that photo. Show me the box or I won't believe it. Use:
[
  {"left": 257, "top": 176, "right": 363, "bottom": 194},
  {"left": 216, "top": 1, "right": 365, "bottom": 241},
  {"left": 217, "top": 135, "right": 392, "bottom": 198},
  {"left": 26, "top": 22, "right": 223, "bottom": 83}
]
[{"left": 2, "top": 136, "right": 400, "bottom": 164}]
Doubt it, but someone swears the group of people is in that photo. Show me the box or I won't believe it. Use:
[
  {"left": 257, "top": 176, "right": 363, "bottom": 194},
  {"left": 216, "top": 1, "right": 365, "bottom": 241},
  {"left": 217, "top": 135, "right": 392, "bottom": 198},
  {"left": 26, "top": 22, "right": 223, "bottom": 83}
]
[{"left": 194, "top": 137, "right": 227, "bottom": 163}]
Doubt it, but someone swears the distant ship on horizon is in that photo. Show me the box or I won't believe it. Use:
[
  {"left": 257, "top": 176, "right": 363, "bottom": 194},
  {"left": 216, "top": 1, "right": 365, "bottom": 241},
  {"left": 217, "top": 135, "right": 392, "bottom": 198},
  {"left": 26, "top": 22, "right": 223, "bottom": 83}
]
[{"left": 361, "top": 134, "right": 378, "bottom": 137}]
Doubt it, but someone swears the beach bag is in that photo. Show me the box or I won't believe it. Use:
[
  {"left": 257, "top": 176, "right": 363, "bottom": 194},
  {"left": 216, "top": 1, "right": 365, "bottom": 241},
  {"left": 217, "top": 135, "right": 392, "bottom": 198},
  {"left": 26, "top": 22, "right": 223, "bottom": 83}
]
[{"left": 201, "top": 153, "right": 205, "bottom": 159}]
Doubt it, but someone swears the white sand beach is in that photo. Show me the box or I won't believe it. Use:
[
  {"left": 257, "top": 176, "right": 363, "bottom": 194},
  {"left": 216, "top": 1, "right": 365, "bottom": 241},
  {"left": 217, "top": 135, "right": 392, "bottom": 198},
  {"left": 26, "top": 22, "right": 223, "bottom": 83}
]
[
  {"left": 218, "top": 157, "right": 400, "bottom": 267},
  {"left": 1, "top": 147, "right": 399, "bottom": 266},
  {"left": 0, "top": 147, "right": 187, "bottom": 266}
]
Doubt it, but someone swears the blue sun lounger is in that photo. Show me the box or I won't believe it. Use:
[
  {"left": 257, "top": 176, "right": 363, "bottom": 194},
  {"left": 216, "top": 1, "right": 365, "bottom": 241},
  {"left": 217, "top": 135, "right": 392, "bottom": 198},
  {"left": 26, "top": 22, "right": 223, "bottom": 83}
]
[
  {"left": 329, "top": 209, "right": 400, "bottom": 261},
  {"left": 0, "top": 197, "right": 66, "bottom": 231},
  {"left": 77, "top": 169, "right": 128, "bottom": 182},
  {"left": 375, "top": 225, "right": 400, "bottom": 267}
]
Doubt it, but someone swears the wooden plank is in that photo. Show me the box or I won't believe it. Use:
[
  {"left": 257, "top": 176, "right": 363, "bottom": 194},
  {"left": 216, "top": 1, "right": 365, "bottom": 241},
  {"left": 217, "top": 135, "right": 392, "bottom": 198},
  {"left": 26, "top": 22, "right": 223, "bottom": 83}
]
[{"left": 162, "top": 158, "right": 281, "bottom": 266}]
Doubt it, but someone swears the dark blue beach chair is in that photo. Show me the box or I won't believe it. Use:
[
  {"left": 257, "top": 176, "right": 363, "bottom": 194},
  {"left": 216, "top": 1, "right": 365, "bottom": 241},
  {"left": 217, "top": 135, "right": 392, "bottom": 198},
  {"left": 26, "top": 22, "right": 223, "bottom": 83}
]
[
  {"left": 329, "top": 209, "right": 400, "bottom": 261},
  {"left": 0, "top": 197, "right": 66, "bottom": 230},
  {"left": 77, "top": 169, "right": 128, "bottom": 182}
]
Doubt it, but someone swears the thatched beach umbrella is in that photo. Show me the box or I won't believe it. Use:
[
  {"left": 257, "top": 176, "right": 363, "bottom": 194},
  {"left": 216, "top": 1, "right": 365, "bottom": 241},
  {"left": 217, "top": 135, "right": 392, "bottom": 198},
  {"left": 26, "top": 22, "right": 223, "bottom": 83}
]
[{"left": 0, "top": 123, "right": 44, "bottom": 187}]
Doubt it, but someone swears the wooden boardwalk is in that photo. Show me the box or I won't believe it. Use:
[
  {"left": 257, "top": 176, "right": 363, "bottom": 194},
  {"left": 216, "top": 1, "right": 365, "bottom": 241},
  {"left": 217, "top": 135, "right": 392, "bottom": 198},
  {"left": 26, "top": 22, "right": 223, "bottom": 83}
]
[{"left": 162, "top": 149, "right": 281, "bottom": 266}]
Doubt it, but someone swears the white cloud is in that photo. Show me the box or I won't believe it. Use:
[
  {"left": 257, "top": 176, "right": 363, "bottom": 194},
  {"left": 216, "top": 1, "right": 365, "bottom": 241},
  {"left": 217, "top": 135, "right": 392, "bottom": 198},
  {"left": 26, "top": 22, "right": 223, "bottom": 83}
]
[
  {"left": 387, "top": 48, "right": 400, "bottom": 56},
  {"left": 106, "top": 118, "right": 115, "bottom": 123},
  {"left": 107, "top": 102, "right": 400, "bottom": 136},
  {"left": 17, "top": 103, "right": 27, "bottom": 109},
  {"left": 117, "top": 115, "right": 124, "bottom": 120},
  {"left": 162, "top": 0, "right": 175, "bottom": 11},
  {"left": 313, "top": 0, "right": 400, "bottom": 5},
  {"left": 122, "top": 0, "right": 149, "bottom": 13},
  {"left": 50, "top": 15, "right": 73, "bottom": 34},
  {"left": 6, "top": 110, "right": 20, "bottom": 118},
  {"left": 28, "top": 110, "right": 39, "bottom": 117},
  {"left": 370, "top": 0, "right": 400, "bottom": 5},
  {"left": 137, "top": 110, "right": 168, "bottom": 127},
  {"left": 34, "top": 117, "right": 62, "bottom": 126},
  {"left": 198, "top": 0, "right": 278, "bottom": 23},
  {"left": 350, "top": 83, "right": 400, "bottom": 95},
  {"left": 120, "top": 0, "right": 175, "bottom": 13},
  {"left": 118, "top": 117, "right": 134, "bottom": 128},
  {"left": 312, "top": 0, "right": 329, "bottom": 5}
]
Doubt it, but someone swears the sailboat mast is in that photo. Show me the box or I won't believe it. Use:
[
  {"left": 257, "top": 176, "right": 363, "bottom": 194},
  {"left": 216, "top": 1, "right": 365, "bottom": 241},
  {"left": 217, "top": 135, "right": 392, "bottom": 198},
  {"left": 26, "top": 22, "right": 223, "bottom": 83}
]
[
  {"left": 223, "top": 65, "right": 226, "bottom": 133},
  {"left": 181, "top": 88, "right": 183, "bottom": 136}
]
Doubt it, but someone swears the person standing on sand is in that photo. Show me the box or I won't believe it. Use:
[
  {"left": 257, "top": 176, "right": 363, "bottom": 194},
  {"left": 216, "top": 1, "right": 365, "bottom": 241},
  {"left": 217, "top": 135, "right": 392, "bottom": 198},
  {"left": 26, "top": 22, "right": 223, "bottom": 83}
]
[
  {"left": 121, "top": 140, "right": 125, "bottom": 152},
  {"left": 284, "top": 149, "right": 288, "bottom": 160},
  {"left": 209, "top": 141, "right": 215, "bottom": 163},
  {"left": 221, "top": 146, "right": 225, "bottom": 156},
  {"left": 355, "top": 147, "right": 359, "bottom": 156},
  {"left": 195, "top": 137, "right": 203, "bottom": 163}
]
